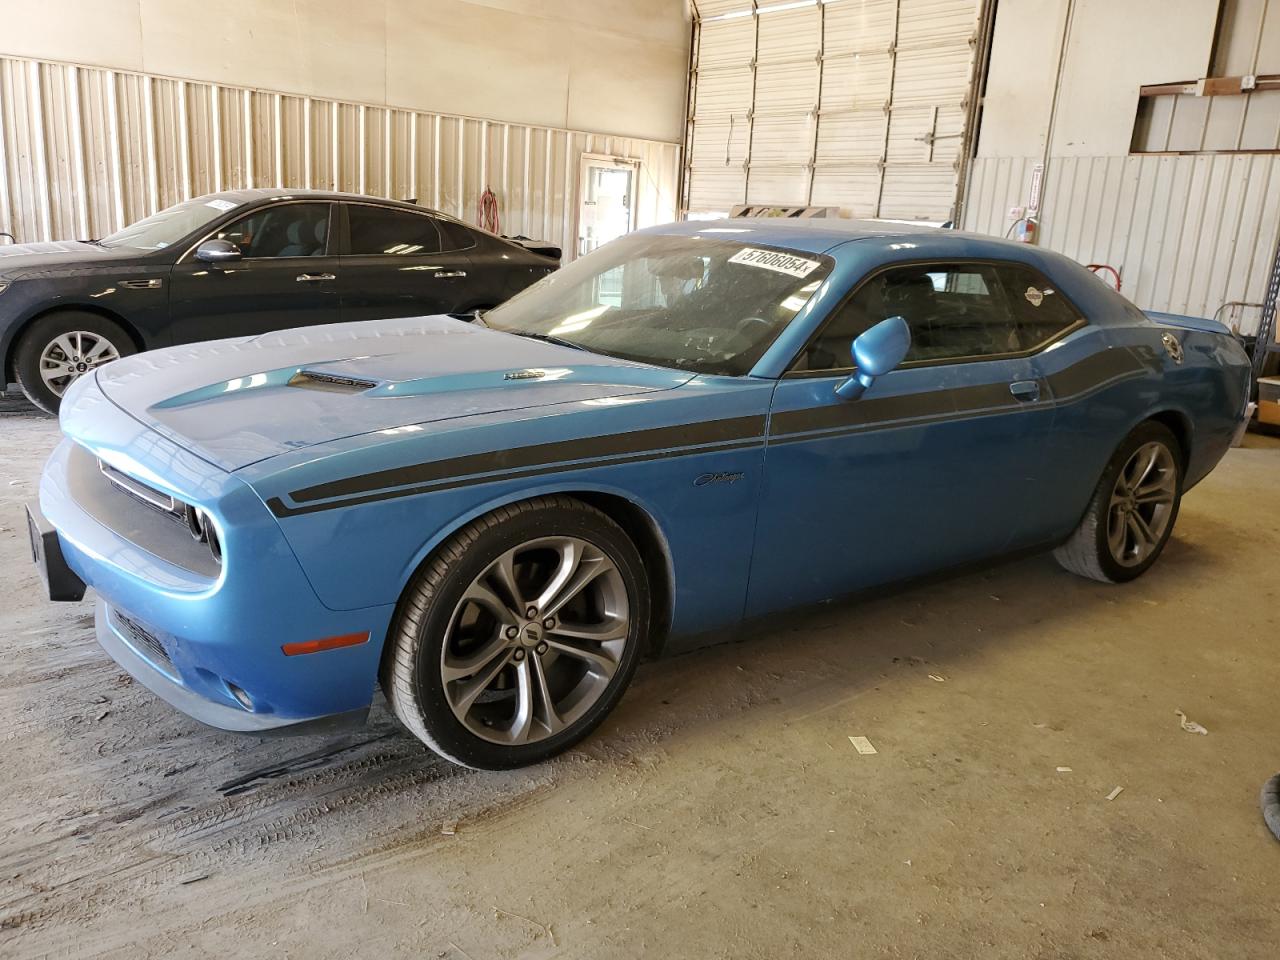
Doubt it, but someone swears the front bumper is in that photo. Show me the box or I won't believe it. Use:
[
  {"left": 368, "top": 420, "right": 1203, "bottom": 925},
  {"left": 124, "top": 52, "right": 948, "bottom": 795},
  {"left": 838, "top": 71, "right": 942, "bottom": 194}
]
[
  {"left": 94, "top": 598, "right": 333, "bottom": 732},
  {"left": 35, "top": 376, "right": 397, "bottom": 732}
]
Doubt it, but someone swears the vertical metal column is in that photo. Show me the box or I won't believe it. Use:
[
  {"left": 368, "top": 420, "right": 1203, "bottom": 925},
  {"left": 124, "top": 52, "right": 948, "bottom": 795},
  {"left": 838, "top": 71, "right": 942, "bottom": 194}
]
[
  {"left": 1252, "top": 235, "right": 1280, "bottom": 382},
  {"left": 873, "top": 0, "right": 901, "bottom": 219},
  {"left": 805, "top": 0, "right": 826, "bottom": 206}
]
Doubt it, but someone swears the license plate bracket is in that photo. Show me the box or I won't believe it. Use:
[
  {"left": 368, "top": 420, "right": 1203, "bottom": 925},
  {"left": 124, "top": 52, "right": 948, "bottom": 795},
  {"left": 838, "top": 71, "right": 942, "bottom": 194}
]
[{"left": 26, "top": 502, "right": 87, "bottom": 602}]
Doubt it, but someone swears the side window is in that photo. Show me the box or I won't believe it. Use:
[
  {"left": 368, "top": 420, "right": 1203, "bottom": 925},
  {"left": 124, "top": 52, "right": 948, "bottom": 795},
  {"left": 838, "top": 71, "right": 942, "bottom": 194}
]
[
  {"left": 436, "top": 218, "right": 478, "bottom": 252},
  {"left": 213, "top": 203, "right": 330, "bottom": 259},
  {"left": 347, "top": 206, "right": 442, "bottom": 256},
  {"left": 794, "top": 262, "right": 1021, "bottom": 371},
  {"left": 992, "top": 264, "right": 1084, "bottom": 348}
]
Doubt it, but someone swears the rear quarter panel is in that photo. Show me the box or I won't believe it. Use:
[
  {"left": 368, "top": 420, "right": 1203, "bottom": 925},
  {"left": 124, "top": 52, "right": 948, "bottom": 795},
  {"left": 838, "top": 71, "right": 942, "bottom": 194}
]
[{"left": 1029, "top": 277, "right": 1249, "bottom": 545}]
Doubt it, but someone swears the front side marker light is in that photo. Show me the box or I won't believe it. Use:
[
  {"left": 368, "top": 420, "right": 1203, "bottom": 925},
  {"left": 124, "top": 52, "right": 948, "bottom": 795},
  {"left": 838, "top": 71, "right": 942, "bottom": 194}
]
[{"left": 281, "top": 632, "right": 371, "bottom": 656}]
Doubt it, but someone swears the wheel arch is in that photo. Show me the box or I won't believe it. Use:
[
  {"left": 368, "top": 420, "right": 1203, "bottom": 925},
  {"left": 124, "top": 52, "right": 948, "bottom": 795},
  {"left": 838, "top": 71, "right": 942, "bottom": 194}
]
[
  {"left": 1143, "top": 408, "right": 1193, "bottom": 473},
  {"left": 387, "top": 484, "right": 677, "bottom": 663},
  {"left": 4, "top": 303, "right": 146, "bottom": 383}
]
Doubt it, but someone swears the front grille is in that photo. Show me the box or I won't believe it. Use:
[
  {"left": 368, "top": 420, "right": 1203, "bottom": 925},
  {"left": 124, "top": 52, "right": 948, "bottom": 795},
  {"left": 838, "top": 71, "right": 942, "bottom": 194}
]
[
  {"left": 112, "top": 609, "right": 177, "bottom": 678},
  {"left": 65, "top": 446, "right": 220, "bottom": 578}
]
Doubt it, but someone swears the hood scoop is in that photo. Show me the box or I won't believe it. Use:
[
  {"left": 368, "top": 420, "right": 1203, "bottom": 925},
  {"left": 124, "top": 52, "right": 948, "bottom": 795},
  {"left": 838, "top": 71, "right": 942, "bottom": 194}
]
[{"left": 287, "top": 370, "right": 378, "bottom": 394}]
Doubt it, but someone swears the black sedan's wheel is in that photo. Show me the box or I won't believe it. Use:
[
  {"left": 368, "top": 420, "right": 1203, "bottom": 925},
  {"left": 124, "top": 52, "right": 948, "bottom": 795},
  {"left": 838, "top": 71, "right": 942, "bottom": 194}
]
[
  {"left": 382, "top": 496, "right": 649, "bottom": 769},
  {"left": 14, "top": 312, "right": 135, "bottom": 414},
  {"left": 1053, "top": 421, "right": 1183, "bottom": 583}
]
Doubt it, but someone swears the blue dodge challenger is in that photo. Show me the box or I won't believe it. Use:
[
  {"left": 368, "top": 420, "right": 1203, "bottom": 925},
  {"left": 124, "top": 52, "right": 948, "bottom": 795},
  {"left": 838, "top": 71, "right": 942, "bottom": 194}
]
[{"left": 27, "top": 219, "right": 1251, "bottom": 769}]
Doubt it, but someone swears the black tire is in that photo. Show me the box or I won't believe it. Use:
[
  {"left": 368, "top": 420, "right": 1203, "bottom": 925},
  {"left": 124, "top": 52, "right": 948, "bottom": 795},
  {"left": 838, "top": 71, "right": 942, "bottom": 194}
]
[
  {"left": 13, "top": 311, "right": 136, "bottom": 415},
  {"left": 1053, "top": 421, "right": 1183, "bottom": 583},
  {"left": 381, "top": 495, "right": 650, "bottom": 770}
]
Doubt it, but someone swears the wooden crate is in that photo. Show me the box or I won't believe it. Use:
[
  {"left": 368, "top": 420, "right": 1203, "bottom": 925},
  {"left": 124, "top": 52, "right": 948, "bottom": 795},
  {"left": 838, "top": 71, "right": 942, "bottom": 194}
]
[{"left": 1259, "top": 377, "right": 1280, "bottom": 426}]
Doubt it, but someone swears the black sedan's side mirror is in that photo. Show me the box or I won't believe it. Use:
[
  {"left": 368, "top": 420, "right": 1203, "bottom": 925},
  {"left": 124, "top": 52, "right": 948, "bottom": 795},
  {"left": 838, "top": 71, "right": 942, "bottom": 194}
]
[
  {"left": 194, "top": 239, "right": 242, "bottom": 264},
  {"left": 835, "top": 315, "right": 911, "bottom": 400}
]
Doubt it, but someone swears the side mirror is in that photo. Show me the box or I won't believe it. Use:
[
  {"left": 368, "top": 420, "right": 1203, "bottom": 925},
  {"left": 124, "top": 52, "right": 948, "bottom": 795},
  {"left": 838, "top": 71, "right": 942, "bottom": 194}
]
[
  {"left": 195, "top": 239, "right": 242, "bottom": 264},
  {"left": 835, "top": 315, "right": 911, "bottom": 400}
]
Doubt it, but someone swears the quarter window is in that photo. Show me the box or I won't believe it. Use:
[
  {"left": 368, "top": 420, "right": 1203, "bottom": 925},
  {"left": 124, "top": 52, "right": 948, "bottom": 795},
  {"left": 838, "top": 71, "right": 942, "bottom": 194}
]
[
  {"left": 436, "top": 218, "right": 478, "bottom": 252},
  {"left": 992, "top": 264, "right": 1084, "bottom": 347},
  {"left": 347, "top": 206, "right": 442, "bottom": 256},
  {"left": 212, "top": 203, "right": 330, "bottom": 259}
]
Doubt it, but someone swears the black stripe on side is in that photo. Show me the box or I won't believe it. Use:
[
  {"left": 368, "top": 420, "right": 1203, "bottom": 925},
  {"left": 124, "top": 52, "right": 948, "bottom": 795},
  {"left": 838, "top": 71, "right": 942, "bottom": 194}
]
[
  {"left": 289, "top": 414, "right": 767, "bottom": 505},
  {"left": 771, "top": 380, "right": 1016, "bottom": 437},
  {"left": 1043, "top": 347, "right": 1144, "bottom": 399},
  {"left": 269, "top": 436, "right": 765, "bottom": 518}
]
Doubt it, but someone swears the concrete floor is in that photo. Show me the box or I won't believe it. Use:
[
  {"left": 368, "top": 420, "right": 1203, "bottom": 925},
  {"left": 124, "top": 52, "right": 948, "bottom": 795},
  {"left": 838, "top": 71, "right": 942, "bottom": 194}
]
[{"left": 1, "top": 393, "right": 1278, "bottom": 959}]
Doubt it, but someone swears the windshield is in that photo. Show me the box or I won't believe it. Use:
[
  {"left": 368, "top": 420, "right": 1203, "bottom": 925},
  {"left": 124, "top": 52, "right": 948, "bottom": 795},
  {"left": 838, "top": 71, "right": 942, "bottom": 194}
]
[
  {"left": 98, "top": 196, "right": 242, "bottom": 250},
  {"left": 482, "top": 233, "right": 833, "bottom": 376}
]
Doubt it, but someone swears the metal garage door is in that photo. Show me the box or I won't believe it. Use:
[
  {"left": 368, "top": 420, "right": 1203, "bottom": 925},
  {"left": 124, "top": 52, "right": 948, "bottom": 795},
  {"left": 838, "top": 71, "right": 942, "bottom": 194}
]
[{"left": 685, "top": 0, "right": 986, "bottom": 222}]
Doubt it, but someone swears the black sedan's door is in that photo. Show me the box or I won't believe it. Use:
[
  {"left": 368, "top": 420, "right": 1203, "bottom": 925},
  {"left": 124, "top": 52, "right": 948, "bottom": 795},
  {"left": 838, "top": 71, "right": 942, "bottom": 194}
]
[
  {"left": 337, "top": 202, "right": 479, "bottom": 322},
  {"left": 167, "top": 201, "right": 340, "bottom": 344}
]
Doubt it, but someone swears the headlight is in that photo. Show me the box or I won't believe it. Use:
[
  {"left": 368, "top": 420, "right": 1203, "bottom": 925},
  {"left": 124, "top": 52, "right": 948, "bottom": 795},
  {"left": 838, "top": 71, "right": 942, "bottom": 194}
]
[{"left": 185, "top": 505, "right": 223, "bottom": 565}]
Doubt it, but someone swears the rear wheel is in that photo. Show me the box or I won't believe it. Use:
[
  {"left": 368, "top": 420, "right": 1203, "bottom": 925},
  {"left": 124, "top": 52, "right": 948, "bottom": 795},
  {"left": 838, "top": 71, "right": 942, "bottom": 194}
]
[
  {"left": 382, "top": 496, "right": 649, "bottom": 769},
  {"left": 1053, "top": 421, "right": 1183, "bottom": 583},
  {"left": 14, "top": 311, "right": 135, "bottom": 414}
]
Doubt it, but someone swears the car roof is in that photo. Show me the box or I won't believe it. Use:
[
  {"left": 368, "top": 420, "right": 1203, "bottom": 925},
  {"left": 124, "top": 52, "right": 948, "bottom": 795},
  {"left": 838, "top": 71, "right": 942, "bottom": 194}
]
[
  {"left": 635, "top": 217, "right": 1017, "bottom": 257},
  {"left": 200, "top": 188, "right": 464, "bottom": 223}
]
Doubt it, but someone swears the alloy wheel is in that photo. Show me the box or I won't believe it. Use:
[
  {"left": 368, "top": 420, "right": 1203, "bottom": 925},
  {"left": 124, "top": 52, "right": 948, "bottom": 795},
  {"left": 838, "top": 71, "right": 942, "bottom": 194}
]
[
  {"left": 38, "top": 331, "right": 121, "bottom": 397},
  {"left": 1106, "top": 441, "right": 1177, "bottom": 567},
  {"left": 440, "top": 536, "right": 630, "bottom": 745}
]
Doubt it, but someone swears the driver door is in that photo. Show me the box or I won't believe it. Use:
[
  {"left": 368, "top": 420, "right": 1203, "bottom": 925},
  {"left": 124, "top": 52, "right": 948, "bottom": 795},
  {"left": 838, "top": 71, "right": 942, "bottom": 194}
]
[
  {"left": 746, "top": 261, "right": 1056, "bottom": 617},
  {"left": 167, "top": 201, "right": 340, "bottom": 344}
]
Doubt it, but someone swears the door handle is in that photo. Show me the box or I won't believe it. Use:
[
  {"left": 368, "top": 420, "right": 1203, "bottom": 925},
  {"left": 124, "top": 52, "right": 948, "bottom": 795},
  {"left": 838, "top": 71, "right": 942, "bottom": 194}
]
[
  {"left": 296, "top": 272, "right": 336, "bottom": 282},
  {"left": 433, "top": 270, "right": 467, "bottom": 279},
  {"left": 1009, "top": 380, "right": 1041, "bottom": 402}
]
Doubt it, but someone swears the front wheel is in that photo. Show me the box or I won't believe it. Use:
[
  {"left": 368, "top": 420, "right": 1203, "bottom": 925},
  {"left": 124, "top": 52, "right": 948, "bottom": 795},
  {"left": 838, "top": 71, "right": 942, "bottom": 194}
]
[
  {"left": 1053, "top": 421, "right": 1183, "bottom": 583},
  {"left": 382, "top": 496, "right": 650, "bottom": 769},
  {"left": 13, "top": 312, "right": 136, "bottom": 415}
]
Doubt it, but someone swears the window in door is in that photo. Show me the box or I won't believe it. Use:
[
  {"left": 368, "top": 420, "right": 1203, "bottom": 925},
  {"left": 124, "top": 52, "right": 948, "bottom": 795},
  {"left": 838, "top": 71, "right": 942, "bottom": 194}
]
[
  {"left": 212, "top": 203, "right": 330, "bottom": 259},
  {"left": 793, "top": 262, "right": 1051, "bottom": 372},
  {"left": 347, "top": 206, "right": 443, "bottom": 256}
]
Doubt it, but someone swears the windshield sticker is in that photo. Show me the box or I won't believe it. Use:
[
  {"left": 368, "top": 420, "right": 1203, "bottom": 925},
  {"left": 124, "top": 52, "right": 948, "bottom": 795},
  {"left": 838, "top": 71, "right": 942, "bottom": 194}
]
[
  {"left": 205, "top": 198, "right": 239, "bottom": 212},
  {"left": 728, "top": 247, "right": 821, "bottom": 278},
  {"left": 1024, "top": 286, "right": 1044, "bottom": 307}
]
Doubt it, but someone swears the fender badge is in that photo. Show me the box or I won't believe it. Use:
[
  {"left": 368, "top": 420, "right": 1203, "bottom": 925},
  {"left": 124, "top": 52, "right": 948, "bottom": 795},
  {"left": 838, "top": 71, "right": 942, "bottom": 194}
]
[
  {"left": 504, "top": 369, "right": 547, "bottom": 381},
  {"left": 1161, "top": 332, "right": 1184, "bottom": 364},
  {"left": 694, "top": 471, "right": 745, "bottom": 487}
]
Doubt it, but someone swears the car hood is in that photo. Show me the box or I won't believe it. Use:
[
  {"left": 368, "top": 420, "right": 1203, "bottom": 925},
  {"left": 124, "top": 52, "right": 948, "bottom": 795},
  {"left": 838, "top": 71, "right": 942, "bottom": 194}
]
[
  {"left": 92, "top": 315, "right": 695, "bottom": 471},
  {"left": 0, "top": 239, "right": 139, "bottom": 278}
]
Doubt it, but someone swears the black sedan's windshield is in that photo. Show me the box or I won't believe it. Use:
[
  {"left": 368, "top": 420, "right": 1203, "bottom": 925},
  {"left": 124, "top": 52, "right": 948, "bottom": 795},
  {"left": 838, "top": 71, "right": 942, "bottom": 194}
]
[
  {"left": 98, "top": 196, "right": 243, "bottom": 250},
  {"left": 482, "top": 233, "right": 832, "bottom": 376}
]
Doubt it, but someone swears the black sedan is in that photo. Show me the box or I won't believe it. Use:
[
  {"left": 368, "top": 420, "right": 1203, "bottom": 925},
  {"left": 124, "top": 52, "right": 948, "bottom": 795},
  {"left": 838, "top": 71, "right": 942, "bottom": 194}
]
[{"left": 0, "top": 189, "right": 560, "bottom": 412}]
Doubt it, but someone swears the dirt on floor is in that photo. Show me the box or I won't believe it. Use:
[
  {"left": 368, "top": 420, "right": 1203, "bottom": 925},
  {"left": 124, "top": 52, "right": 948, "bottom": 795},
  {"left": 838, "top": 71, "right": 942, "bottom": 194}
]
[{"left": 1, "top": 392, "right": 1278, "bottom": 959}]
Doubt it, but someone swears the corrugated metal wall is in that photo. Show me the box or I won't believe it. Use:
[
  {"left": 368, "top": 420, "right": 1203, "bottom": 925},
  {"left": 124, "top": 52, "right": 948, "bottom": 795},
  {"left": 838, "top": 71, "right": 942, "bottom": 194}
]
[
  {"left": 962, "top": 153, "right": 1280, "bottom": 333},
  {"left": 684, "top": 0, "right": 983, "bottom": 220},
  {"left": 0, "top": 55, "right": 681, "bottom": 258}
]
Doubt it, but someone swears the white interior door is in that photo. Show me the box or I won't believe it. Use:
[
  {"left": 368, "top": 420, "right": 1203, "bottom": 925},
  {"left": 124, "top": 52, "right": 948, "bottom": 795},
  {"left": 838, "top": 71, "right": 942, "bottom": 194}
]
[{"left": 578, "top": 156, "right": 639, "bottom": 257}]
